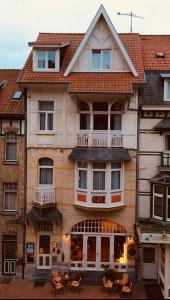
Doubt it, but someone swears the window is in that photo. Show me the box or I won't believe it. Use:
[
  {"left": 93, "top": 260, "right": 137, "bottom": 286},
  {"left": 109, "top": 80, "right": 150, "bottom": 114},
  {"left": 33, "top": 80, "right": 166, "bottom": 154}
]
[
  {"left": 164, "top": 79, "right": 170, "bottom": 101},
  {"left": 167, "top": 186, "right": 170, "bottom": 219},
  {"left": 39, "top": 101, "right": 54, "bottom": 131},
  {"left": 12, "top": 91, "right": 22, "bottom": 101},
  {"left": 93, "top": 162, "right": 106, "bottom": 191},
  {"left": 36, "top": 50, "right": 57, "bottom": 70},
  {"left": 111, "top": 162, "right": 121, "bottom": 191},
  {"left": 3, "top": 183, "right": 17, "bottom": 211},
  {"left": 5, "top": 133, "right": 17, "bottom": 161},
  {"left": 165, "top": 135, "right": 170, "bottom": 151},
  {"left": 92, "top": 50, "right": 110, "bottom": 70},
  {"left": 78, "top": 161, "right": 87, "bottom": 190},
  {"left": 80, "top": 101, "right": 90, "bottom": 130},
  {"left": 153, "top": 185, "right": 163, "bottom": 219},
  {"left": 39, "top": 158, "right": 53, "bottom": 185}
]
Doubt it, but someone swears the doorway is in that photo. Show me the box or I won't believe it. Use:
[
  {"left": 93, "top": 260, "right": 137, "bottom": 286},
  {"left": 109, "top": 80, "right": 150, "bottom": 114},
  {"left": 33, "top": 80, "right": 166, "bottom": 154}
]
[
  {"left": 37, "top": 234, "right": 51, "bottom": 269},
  {"left": 142, "top": 245, "right": 157, "bottom": 279}
]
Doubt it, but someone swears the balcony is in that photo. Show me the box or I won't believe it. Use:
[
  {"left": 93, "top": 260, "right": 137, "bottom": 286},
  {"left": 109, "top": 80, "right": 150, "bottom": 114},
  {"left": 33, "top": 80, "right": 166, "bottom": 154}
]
[
  {"left": 161, "top": 151, "right": 170, "bottom": 167},
  {"left": 34, "top": 187, "right": 56, "bottom": 207},
  {"left": 77, "top": 132, "right": 123, "bottom": 148},
  {"left": 74, "top": 190, "right": 124, "bottom": 210}
]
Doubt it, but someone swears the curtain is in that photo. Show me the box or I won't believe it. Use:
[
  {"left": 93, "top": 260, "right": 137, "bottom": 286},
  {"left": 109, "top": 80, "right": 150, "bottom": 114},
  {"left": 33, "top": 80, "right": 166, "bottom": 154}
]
[
  {"left": 40, "top": 168, "right": 53, "bottom": 184},
  {"left": 40, "top": 113, "right": 46, "bottom": 130},
  {"left": 111, "top": 171, "right": 120, "bottom": 190},
  {"left": 79, "top": 170, "right": 87, "bottom": 189},
  {"left": 6, "top": 142, "right": 17, "bottom": 161},
  {"left": 4, "top": 192, "right": 17, "bottom": 210},
  {"left": 47, "top": 113, "right": 53, "bottom": 130},
  {"left": 102, "top": 50, "right": 110, "bottom": 69},
  {"left": 92, "top": 51, "right": 100, "bottom": 69},
  {"left": 93, "top": 171, "right": 105, "bottom": 190},
  {"left": 110, "top": 114, "right": 121, "bottom": 130}
]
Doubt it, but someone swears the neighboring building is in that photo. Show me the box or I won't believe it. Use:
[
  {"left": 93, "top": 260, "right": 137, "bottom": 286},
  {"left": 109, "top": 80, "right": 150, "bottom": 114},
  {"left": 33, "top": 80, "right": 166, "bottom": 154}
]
[
  {"left": 136, "top": 36, "right": 170, "bottom": 299},
  {"left": 0, "top": 69, "right": 25, "bottom": 277},
  {"left": 19, "top": 5, "right": 144, "bottom": 279}
]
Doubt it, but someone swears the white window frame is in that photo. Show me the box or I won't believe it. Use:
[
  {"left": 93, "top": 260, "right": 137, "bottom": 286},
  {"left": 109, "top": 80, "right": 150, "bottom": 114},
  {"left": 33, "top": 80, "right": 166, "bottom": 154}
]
[
  {"left": 3, "top": 183, "right": 17, "bottom": 212},
  {"left": 92, "top": 163, "right": 106, "bottom": 193},
  {"left": 91, "top": 49, "right": 111, "bottom": 71},
  {"left": 38, "top": 101, "right": 54, "bottom": 132},
  {"left": 164, "top": 79, "right": 170, "bottom": 101},
  {"left": 153, "top": 185, "right": 163, "bottom": 220},
  {"left": 33, "top": 50, "right": 60, "bottom": 72},
  {"left": 111, "top": 162, "right": 122, "bottom": 192},
  {"left": 77, "top": 162, "right": 88, "bottom": 192},
  {"left": 5, "top": 133, "right": 17, "bottom": 162},
  {"left": 38, "top": 159, "right": 53, "bottom": 186}
]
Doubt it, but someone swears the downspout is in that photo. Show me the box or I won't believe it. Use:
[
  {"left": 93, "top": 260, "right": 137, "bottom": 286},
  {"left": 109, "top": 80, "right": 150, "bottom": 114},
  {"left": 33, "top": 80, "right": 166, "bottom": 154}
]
[{"left": 22, "top": 87, "right": 27, "bottom": 279}]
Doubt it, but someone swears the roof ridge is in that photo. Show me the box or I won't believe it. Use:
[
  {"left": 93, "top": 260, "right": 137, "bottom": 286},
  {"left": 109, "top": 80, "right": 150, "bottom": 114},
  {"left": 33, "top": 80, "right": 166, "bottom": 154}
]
[{"left": 39, "top": 32, "right": 84, "bottom": 35}]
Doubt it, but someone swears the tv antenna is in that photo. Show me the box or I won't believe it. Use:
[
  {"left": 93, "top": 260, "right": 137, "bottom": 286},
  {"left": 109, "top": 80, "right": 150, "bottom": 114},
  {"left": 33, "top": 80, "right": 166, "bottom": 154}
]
[{"left": 117, "top": 11, "right": 144, "bottom": 33}]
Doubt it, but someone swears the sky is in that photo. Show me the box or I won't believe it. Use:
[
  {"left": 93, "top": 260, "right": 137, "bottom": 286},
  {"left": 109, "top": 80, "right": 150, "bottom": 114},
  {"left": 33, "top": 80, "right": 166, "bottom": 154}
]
[{"left": 1, "top": 0, "right": 170, "bottom": 69}]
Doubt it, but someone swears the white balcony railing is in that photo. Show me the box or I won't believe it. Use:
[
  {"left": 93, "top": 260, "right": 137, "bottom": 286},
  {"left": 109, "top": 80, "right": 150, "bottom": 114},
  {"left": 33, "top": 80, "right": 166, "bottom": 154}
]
[
  {"left": 77, "top": 132, "right": 123, "bottom": 147},
  {"left": 34, "top": 187, "right": 56, "bottom": 206}
]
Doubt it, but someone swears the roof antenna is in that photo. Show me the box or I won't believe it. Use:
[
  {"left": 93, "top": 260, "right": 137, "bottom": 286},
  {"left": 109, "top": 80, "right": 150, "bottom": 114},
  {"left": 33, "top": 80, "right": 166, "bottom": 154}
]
[{"left": 117, "top": 11, "right": 144, "bottom": 33}]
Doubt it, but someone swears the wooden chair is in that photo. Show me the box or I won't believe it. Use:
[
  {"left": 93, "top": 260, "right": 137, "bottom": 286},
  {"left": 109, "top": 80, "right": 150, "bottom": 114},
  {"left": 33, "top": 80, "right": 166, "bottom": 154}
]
[
  {"left": 121, "top": 281, "right": 133, "bottom": 296},
  {"left": 49, "top": 279, "right": 64, "bottom": 296},
  {"left": 69, "top": 277, "right": 82, "bottom": 294},
  {"left": 102, "top": 276, "right": 114, "bottom": 295}
]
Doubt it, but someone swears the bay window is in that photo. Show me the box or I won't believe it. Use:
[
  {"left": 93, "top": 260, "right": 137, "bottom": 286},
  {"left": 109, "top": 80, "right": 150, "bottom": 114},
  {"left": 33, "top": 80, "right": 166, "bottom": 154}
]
[
  {"left": 152, "top": 183, "right": 170, "bottom": 221},
  {"left": 153, "top": 185, "right": 163, "bottom": 219},
  {"left": 39, "top": 101, "right": 54, "bottom": 131},
  {"left": 93, "top": 162, "right": 106, "bottom": 191}
]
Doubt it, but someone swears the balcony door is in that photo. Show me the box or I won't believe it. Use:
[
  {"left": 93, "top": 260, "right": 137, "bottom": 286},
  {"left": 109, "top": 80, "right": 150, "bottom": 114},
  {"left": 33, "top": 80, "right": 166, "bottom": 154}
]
[{"left": 37, "top": 234, "right": 51, "bottom": 269}]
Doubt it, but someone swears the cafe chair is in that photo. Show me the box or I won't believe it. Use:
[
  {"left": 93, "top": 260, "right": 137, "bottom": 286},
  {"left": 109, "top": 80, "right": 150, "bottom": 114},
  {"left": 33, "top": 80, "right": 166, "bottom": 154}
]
[
  {"left": 50, "top": 279, "right": 64, "bottom": 296},
  {"left": 114, "top": 272, "right": 129, "bottom": 287},
  {"left": 121, "top": 281, "right": 133, "bottom": 296},
  {"left": 102, "top": 276, "right": 114, "bottom": 294},
  {"left": 69, "top": 276, "right": 82, "bottom": 294}
]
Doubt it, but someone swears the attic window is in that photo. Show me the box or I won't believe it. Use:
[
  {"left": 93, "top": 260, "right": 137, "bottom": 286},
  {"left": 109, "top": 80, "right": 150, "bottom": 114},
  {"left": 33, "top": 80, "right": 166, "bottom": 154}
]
[
  {"left": 155, "top": 52, "right": 165, "bottom": 58},
  {"left": 12, "top": 91, "right": 22, "bottom": 101}
]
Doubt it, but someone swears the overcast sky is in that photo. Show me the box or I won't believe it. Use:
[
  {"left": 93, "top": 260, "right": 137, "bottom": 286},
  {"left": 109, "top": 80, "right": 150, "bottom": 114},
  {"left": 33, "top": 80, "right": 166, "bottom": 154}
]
[{"left": 1, "top": 0, "right": 170, "bottom": 69}]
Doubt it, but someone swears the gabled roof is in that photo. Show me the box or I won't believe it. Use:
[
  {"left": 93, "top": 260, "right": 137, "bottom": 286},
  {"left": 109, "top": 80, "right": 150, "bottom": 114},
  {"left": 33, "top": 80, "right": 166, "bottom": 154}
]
[
  {"left": 0, "top": 69, "right": 23, "bottom": 115},
  {"left": 64, "top": 5, "right": 138, "bottom": 77}
]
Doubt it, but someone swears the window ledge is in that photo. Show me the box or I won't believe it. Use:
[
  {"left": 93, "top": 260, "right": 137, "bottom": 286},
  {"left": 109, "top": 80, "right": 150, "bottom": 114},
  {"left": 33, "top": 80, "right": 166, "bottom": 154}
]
[
  {"left": 1, "top": 211, "right": 17, "bottom": 216},
  {"left": 3, "top": 161, "right": 18, "bottom": 165},
  {"left": 36, "top": 131, "right": 56, "bottom": 135}
]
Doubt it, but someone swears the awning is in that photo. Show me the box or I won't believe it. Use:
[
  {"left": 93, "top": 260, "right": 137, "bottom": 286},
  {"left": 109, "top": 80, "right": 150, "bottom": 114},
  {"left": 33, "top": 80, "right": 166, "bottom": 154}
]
[
  {"left": 154, "top": 118, "right": 170, "bottom": 130},
  {"left": 136, "top": 221, "right": 170, "bottom": 244},
  {"left": 68, "top": 147, "right": 131, "bottom": 161},
  {"left": 22, "top": 206, "right": 62, "bottom": 224},
  {"left": 150, "top": 172, "right": 170, "bottom": 184}
]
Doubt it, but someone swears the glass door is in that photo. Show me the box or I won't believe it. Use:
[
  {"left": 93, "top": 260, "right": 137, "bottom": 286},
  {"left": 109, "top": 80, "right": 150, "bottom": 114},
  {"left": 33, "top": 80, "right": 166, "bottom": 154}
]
[
  {"left": 99, "top": 236, "right": 111, "bottom": 270},
  {"left": 84, "top": 235, "right": 98, "bottom": 269},
  {"left": 38, "top": 234, "right": 51, "bottom": 269}
]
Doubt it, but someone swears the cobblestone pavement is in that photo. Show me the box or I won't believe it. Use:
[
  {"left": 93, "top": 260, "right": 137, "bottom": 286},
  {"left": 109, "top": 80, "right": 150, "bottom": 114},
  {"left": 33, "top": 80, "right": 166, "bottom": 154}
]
[{"left": 0, "top": 279, "right": 148, "bottom": 299}]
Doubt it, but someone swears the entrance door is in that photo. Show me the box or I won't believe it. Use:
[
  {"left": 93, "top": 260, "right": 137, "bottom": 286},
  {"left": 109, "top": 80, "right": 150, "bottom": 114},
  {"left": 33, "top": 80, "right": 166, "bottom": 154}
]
[
  {"left": 84, "top": 235, "right": 111, "bottom": 270},
  {"left": 3, "top": 240, "right": 16, "bottom": 275},
  {"left": 38, "top": 234, "right": 51, "bottom": 269},
  {"left": 142, "top": 245, "right": 157, "bottom": 279}
]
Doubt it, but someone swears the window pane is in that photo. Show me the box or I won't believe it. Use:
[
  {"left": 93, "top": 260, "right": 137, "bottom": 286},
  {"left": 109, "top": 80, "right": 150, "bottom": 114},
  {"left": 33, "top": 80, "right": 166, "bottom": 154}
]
[
  {"left": 114, "top": 236, "right": 125, "bottom": 262},
  {"left": 143, "top": 247, "right": 155, "bottom": 263},
  {"left": 78, "top": 161, "right": 87, "bottom": 168},
  {"left": 39, "top": 158, "right": 53, "bottom": 166},
  {"left": 165, "top": 135, "right": 170, "bottom": 150},
  {"left": 167, "top": 81, "right": 170, "bottom": 99},
  {"left": 93, "top": 171, "right": 105, "bottom": 190},
  {"left": 111, "top": 162, "right": 121, "bottom": 169},
  {"left": 79, "top": 170, "right": 87, "bottom": 189},
  {"left": 93, "top": 162, "right": 106, "bottom": 169},
  {"left": 40, "top": 113, "right": 46, "bottom": 130},
  {"left": 4, "top": 192, "right": 17, "bottom": 210},
  {"left": 6, "top": 142, "right": 17, "bottom": 161},
  {"left": 111, "top": 171, "right": 120, "bottom": 190},
  {"left": 39, "top": 168, "right": 53, "bottom": 184},
  {"left": 102, "top": 50, "right": 110, "bottom": 69},
  {"left": 92, "top": 50, "right": 101, "bottom": 69},
  {"left": 111, "top": 102, "right": 122, "bottom": 111},
  {"left": 110, "top": 114, "right": 121, "bottom": 130},
  {"left": 168, "top": 197, "right": 170, "bottom": 219},
  {"left": 80, "top": 114, "right": 90, "bottom": 130},
  {"left": 93, "top": 114, "right": 108, "bottom": 130},
  {"left": 80, "top": 101, "right": 90, "bottom": 111},
  {"left": 71, "top": 234, "right": 83, "bottom": 261},
  {"left": 48, "top": 51, "right": 55, "bottom": 68},
  {"left": 154, "top": 196, "right": 163, "bottom": 217},
  {"left": 37, "top": 51, "right": 45, "bottom": 68},
  {"left": 93, "top": 102, "right": 108, "bottom": 111},
  {"left": 154, "top": 185, "right": 164, "bottom": 194},
  {"left": 47, "top": 113, "right": 53, "bottom": 130},
  {"left": 39, "top": 101, "right": 54, "bottom": 111}
]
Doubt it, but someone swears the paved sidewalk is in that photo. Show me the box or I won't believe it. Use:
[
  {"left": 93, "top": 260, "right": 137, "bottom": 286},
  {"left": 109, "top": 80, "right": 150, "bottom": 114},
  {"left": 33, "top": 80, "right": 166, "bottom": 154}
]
[{"left": 0, "top": 278, "right": 147, "bottom": 299}]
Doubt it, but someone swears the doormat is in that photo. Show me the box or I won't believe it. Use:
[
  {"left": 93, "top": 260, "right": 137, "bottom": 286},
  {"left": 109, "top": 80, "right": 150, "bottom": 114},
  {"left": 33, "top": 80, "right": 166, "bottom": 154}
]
[
  {"left": 33, "top": 281, "right": 45, "bottom": 287},
  {"left": 144, "top": 281, "right": 163, "bottom": 299},
  {"left": 0, "top": 278, "right": 12, "bottom": 284}
]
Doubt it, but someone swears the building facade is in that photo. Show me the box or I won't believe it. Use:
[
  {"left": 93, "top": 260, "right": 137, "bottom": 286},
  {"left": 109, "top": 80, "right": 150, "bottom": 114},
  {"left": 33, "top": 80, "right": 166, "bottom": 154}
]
[
  {"left": 19, "top": 6, "right": 144, "bottom": 279},
  {"left": 136, "top": 36, "right": 170, "bottom": 299},
  {"left": 0, "top": 70, "right": 25, "bottom": 277}
]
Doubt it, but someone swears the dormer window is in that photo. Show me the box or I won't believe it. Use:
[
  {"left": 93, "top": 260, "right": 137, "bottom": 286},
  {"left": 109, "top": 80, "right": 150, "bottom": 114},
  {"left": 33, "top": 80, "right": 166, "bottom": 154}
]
[
  {"left": 92, "top": 50, "right": 110, "bottom": 70},
  {"left": 33, "top": 50, "right": 60, "bottom": 72},
  {"left": 164, "top": 79, "right": 170, "bottom": 102}
]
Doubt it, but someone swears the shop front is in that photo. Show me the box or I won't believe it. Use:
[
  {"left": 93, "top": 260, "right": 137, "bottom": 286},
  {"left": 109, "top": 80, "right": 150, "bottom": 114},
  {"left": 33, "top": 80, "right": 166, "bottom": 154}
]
[{"left": 70, "top": 219, "right": 129, "bottom": 272}]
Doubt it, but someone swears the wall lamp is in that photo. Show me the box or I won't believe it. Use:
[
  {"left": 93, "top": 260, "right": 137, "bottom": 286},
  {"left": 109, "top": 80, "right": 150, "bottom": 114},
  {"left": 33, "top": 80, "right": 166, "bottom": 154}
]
[{"left": 64, "top": 233, "right": 69, "bottom": 239}]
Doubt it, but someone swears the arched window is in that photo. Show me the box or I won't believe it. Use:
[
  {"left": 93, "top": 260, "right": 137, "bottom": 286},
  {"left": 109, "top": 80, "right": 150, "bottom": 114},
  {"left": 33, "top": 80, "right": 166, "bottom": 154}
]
[
  {"left": 5, "top": 133, "right": 17, "bottom": 161},
  {"left": 38, "top": 158, "right": 53, "bottom": 185},
  {"left": 80, "top": 101, "right": 90, "bottom": 130}
]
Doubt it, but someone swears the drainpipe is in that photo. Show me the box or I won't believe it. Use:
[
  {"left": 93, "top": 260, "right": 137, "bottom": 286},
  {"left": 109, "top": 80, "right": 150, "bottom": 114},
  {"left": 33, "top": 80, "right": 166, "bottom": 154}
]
[{"left": 22, "top": 87, "right": 27, "bottom": 279}]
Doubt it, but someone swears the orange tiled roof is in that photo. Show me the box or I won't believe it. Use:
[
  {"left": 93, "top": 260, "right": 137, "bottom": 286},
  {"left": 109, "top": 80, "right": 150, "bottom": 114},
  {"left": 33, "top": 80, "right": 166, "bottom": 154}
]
[
  {"left": 141, "top": 35, "right": 170, "bottom": 70},
  {"left": 0, "top": 69, "right": 24, "bottom": 115},
  {"left": 19, "top": 33, "right": 145, "bottom": 93}
]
